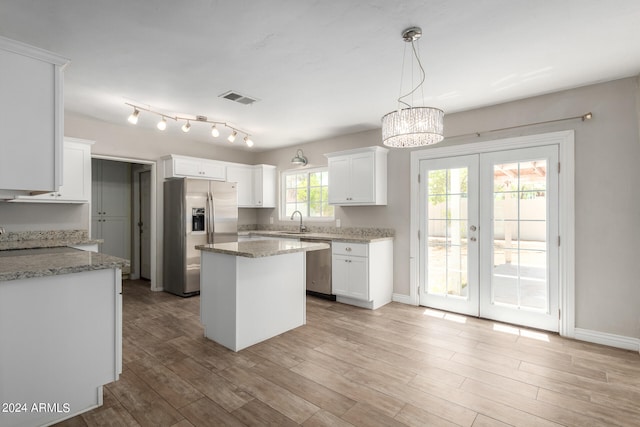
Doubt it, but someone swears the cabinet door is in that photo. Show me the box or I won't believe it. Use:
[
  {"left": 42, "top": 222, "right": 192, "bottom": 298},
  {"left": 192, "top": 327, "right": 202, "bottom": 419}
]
[
  {"left": 0, "top": 47, "right": 59, "bottom": 192},
  {"left": 100, "top": 161, "right": 130, "bottom": 217},
  {"left": 200, "top": 160, "right": 226, "bottom": 180},
  {"left": 100, "top": 217, "right": 130, "bottom": 259},
  {"left": 349, "top": 152, "right": 375, "bottom": 203},
  {"left": 174, "top": 157, "right": 203, "bottom": 177},
  {"left": 57, "top": 142, "right": 90, "bottom": 201},
  {"left": 253, "top": 165, "right": 276, "bottom": 208},
  {"left": 328, "top": 157, "right": 351, "bottom": 204},
  {"left": 227, "top": 165, "right": 254, "bottom": 207},
  {"left": 346, "top": 256, "right": 369, "bottom": 301},
  {"left": 332, "top": 255, "right": 350, "bottom": 296}
]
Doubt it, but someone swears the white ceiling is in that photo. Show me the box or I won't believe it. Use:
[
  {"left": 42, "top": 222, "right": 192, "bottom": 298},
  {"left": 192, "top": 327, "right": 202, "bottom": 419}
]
[{"left": 1, "top": 0, "right": 640, "bottom": 151}]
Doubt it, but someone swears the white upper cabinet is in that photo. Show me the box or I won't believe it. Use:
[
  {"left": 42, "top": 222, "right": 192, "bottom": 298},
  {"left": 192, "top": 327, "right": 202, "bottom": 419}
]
[
  {"left": 0, "top": 36, "right": 69, "bottom": 193},
  {"left": 325, "top": 146, "right": 388, "bottom": 206},
  {"left": 163, "top": 155, "right": 226, "bottom": 181},
  {"left": 226, "top": 164, "right": 254, "bottom": 207},
  {"left": 10, "top": 138, "right": 92, "bottom": 203},
  {"left": 226, "top": 164, "right": 276, "bottom": 208},
  {"left": 253, "top": 164, "right": 276, "bottom": 208}
]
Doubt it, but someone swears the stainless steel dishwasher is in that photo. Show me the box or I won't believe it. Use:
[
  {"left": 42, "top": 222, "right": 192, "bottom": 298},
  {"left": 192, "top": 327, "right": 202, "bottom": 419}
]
[{"left": 301, "top": 239, "right": 335, "bottom": 300}]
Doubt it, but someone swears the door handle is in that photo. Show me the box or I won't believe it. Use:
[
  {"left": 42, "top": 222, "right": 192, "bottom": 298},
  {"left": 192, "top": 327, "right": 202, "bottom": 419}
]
[{"left": 470, "top": 237, "right": 477, "bottom": 242}]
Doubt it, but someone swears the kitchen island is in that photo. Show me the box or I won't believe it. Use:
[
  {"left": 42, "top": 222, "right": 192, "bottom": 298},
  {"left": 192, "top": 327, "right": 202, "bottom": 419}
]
[
  {"left": 196, "top": 239, "right": 329, "bottom": 352},
  {"left": 0, "top": 246, "right": 128, "bottom": 427}
]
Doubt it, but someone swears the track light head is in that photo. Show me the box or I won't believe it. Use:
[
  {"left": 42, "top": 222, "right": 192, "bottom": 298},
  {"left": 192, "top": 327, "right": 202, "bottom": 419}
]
[
  {"left": 128, "top": 108, "right": 140, "bottom": 125},
  {"left": 157, "top": 117, "right": 167, "bottom": 131},
  {"left": 244, "top": 136, "right": 254, "bottom": 148},
  {"left": 228, "top": 130, "right": 237, "bottom": 143},
  {"left": 181, "top": 121, "right": 191, "bottom": 133},
  {"left": 211, "top": 125, "right": 220, "bottom": 137}
]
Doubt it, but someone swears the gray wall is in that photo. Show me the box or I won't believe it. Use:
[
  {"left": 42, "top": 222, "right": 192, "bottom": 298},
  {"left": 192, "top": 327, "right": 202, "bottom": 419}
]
[
  {"left": 257, "top": 76, "right": 640, "bottom": 340},
  {"left": 1, "top": 77, "right": 638, "bottom": 340}
]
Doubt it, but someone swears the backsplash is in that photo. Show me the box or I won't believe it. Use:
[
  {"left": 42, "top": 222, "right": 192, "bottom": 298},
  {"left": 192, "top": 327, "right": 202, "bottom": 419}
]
[
  {"left": 239, "top": 224, "right": 395, "bottom": 238},
  {"left": 0, "top": 229, "right": 89, "bottom": 242}
]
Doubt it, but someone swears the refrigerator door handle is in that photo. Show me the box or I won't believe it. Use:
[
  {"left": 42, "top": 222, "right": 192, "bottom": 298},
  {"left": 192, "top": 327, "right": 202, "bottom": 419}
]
[
  {"left": 205, "top": 192, "right": 212, "bottom": 244},
  {"left": 208, "top": 191, "right": 215, "bottom": 244}
]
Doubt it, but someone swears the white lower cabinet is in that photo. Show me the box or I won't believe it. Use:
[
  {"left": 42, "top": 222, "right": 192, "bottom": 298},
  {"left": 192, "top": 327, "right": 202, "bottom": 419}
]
[{"left": 332, "top": 239, "right": 393, "bottom": 309}]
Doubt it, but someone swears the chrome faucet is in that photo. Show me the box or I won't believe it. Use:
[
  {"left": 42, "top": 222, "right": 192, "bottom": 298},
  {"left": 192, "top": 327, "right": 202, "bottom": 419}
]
[{"left": 290, "top": 210, "right": 306, "bottom": 233}]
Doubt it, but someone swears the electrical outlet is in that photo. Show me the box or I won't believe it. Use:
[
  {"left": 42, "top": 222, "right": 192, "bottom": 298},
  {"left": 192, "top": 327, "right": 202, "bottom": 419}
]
[
  {"left": 269, "top": 216, "right": 274, "bottom": 225},
  {"left": 336, "top": 219, "right": 341, "bottom": 228}
]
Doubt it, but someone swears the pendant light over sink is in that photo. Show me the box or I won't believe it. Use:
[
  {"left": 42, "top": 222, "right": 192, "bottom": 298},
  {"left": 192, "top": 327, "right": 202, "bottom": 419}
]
[{"left": 381, "top": 27, "right": 444, "bottom": 148}]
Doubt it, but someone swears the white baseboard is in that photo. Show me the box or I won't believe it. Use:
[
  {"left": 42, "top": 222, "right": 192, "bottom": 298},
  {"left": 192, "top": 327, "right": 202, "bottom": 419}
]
[
  {"left": 574, "top": 328, "right": 640, "bottom": 353},
  {"left": 392, "top": 293, "right": 417, "bottom": 305}
]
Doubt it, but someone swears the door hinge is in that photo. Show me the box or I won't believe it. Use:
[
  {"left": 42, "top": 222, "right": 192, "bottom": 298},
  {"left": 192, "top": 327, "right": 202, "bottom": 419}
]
[
  {"left": 558, "top": 309, "right": 561, "bottom": 320},
  {"left": 418, "top": 230, "right": 421, "bottom": 240},
  {"left": 558, "top": 162, "right": 561, "bottom": 173},
  {"left": 418, "top": 173, "right": 421, "bottom": 183},
  {"left": 558, "top": 236, "right": 561, "bottom": 247}
]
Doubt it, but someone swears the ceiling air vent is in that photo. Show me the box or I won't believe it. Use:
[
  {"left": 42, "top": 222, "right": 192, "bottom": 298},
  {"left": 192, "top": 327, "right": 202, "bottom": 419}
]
[{"left": 219, "top": 90, "right": 259, "bottom": 106}]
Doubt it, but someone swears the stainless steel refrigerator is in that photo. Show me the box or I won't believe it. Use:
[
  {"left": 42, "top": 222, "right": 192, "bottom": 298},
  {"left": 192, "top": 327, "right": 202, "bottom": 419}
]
[{"left": 163, "top": 178, "right": 238, "bottom": 297}]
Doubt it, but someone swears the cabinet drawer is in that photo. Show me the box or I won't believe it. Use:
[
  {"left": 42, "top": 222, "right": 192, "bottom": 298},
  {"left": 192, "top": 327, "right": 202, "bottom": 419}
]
[{"left": 332, "top": 242, "right": 368, "bottom": 257}]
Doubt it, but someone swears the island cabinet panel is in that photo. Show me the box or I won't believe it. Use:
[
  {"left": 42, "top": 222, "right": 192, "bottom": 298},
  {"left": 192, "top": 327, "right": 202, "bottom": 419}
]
[
  {"left": 326, "top": 146, "right": 388, "bottom": 206},
  {"left": 332, "top": 239, "right": 394, "bottom": 309},
  {"left": 200, "top": 250, "right": 306, "bottom": 352},
  {"left": 0, "top": 268, "right": 122, "bottom": 427},
  {"left": 0, "top": 36, "right": 68, "bottom": 193}
]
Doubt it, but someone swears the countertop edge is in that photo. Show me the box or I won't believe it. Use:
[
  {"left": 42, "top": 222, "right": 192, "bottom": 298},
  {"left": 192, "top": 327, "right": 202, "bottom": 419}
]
[
  {"left": 196, "top": 241, "right": 330, "bottom": 258},
  {"left": 244, "top": 231, "right": 395, "bottom": 243},
  {"left": 0, "top": 262, "right": 127, "bottom": 282}
]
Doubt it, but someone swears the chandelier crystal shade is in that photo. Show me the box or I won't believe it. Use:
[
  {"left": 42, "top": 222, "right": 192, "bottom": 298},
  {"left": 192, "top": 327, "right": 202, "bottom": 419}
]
[
  {"left": 382, "top": 107, "right": 444, "bottom": 147},
  {"left": 381, "top": 27, "right": 444, "bottom": 148}
]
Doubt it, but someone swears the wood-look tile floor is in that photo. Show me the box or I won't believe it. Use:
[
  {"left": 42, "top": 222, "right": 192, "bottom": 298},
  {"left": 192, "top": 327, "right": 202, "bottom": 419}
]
[{"left": 56, "top": 279, "right": 640, "bottom": 427}]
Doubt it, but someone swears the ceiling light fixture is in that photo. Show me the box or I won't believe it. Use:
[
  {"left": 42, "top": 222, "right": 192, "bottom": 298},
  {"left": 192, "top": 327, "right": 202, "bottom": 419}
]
[
  {"left": 228, "top": 130, "right": 237, "bottom": 143},
  {"left": 127, "top": 108, "right": 140, "bottom": 124},
  {"left": 291, "top": 149, "right": 308, "bottom": 166},
  {"left": 381, "top": 26, "right": 444, "bottom": 148},
  {"left": 124, "top": 102, "right": 255, "bottom": 147}
]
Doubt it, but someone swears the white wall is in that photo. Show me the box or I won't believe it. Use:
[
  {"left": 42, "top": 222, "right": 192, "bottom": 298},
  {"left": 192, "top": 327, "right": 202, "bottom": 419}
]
[{"left": 257, "top": 77, "right": 640, "bottom": 340}]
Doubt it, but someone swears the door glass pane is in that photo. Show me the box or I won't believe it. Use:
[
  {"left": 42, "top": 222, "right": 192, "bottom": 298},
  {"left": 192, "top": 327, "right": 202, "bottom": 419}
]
[
  {"left": 492, "top": 161, "right": 548, "bottom": 311},
  {"left": 426, "top": 167, "right": 469, "bottom": 298}
]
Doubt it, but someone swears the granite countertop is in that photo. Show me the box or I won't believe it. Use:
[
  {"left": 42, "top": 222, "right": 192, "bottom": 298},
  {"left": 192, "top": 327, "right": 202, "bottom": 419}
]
[
  {"left": 0, "top": 229, "right": 102, "bottom": 251},
  {"left": 242, "top": 230, "right": 394, "bottom": 243},
  {"left": 197, "top": 239, "right": 330, "bottom": 258},
  {"left": 0, "top": 247, "right": 130, "bottom": 282}
]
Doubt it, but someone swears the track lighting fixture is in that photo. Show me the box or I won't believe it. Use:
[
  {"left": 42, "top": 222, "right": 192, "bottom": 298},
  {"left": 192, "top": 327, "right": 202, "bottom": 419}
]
[
  {"left": 128, "top": 108, "right": 140, "bottom": 124},
  {"left": 125, "top": 101, "right": 256, "bottom": 147}
]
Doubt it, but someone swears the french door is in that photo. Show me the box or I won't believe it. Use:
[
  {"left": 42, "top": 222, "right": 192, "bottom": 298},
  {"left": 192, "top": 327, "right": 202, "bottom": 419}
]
[{"left": 419, "top": 145, "right": 559, "bottom": 331}]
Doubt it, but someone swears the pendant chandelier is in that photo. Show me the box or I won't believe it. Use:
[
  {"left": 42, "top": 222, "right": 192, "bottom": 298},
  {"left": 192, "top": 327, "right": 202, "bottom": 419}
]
[{"left": 381, "top": 27, "right": 444, "bottom": 148}]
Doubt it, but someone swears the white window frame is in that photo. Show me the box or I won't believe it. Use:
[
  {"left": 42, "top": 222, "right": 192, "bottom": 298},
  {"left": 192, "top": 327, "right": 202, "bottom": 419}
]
[{"left": 280, "top": 167, "right": 335, "bottom": 221}]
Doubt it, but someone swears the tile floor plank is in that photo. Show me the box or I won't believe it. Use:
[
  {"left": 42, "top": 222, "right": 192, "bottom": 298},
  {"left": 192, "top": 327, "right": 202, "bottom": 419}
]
[{"left": 55, "top": 280, "right": 640, "bottom": 427}]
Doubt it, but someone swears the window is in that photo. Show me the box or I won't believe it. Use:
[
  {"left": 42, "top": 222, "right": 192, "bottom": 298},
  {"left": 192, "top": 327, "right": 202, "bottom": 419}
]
[{"left": 282, "top": 168, "right": 334, "bottom": 219}]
